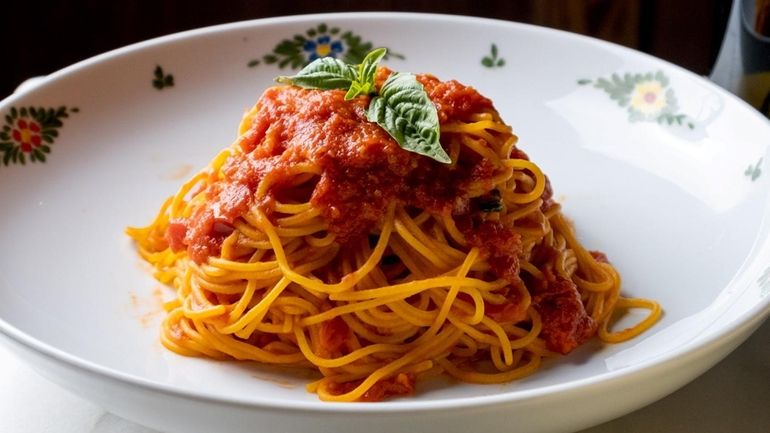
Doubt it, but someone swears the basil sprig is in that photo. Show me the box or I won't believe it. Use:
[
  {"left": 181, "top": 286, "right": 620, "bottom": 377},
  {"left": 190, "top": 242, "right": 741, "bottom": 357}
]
[
  {"left": 275, "top": 48, "right": 450, "bottom": 164},
  {"left": 345, "top": 48, "right": 387, "bottom": 100}
]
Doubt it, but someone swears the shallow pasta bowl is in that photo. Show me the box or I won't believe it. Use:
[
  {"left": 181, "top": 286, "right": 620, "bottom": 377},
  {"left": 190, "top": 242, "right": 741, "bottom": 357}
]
[{"left": 1, "top": 12, "right": 769, "bottom": 433}]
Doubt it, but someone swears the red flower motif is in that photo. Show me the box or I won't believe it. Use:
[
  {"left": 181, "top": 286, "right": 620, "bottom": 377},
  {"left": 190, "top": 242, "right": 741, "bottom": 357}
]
[{"left": 11, "top": 119, "right": 42, "bottom": 153}]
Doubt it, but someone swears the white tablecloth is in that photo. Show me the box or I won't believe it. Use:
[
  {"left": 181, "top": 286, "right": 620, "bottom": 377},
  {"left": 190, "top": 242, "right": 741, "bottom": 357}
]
[{"left": 1, "top": 318, "right": 768, "bottom": 433}]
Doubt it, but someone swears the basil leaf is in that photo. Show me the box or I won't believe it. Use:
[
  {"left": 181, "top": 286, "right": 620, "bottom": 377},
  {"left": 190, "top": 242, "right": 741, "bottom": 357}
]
[
  {"left": 275, "top": 57, "right": 357, "bottom": 90},
  {"left": 367, "top": 72, "right": 450, "bottom": 164},
  {"left": 360, "top": 48, "right": 387, "bottom": 90},
  {"left": 344, "top": 47, "right": 387, "bottom": 101},
  {"left": 345, "top": 81, "right": 369, "bottom": 100}
]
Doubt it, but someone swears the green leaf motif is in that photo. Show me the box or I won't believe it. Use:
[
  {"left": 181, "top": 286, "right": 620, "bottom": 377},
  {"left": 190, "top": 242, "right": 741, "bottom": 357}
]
[
  {"left": 594, "top": 74, "right": 633, "bottom": 107},
  {"left": 584, "top": 70, "right": 696, "bottom": 129},
  {"left": 152, "top": 65, "right": 174, "bottom": 90},
  {"left": 657, "top": 112, "right": 689, "bottom": 127},
  {"left": 745, "top": 157, "right": 763, "bottom": 181},
  {"left": 251, "top": 23, "right": 404, "bottom": 71},
  {"left": 481, "top": 43, "right": 505, "bottom": 69},
  {"left": 341, "top": 31, "right": 372, "bottom": 65},
  {"left": 34, "top": 149, "right": 46, "bottom": 162},
  {"left": 276, "top": 56, "right": 357, "bottom": 90},
  {"left": 367, "top": 72, "right": 449, "bottom": 164},
  {"left": 274, "top": 40, "right": 301, "bottom": 56}
]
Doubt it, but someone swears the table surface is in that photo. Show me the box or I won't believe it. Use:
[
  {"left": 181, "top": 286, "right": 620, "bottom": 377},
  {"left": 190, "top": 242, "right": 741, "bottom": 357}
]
[{"left": 0, "top": 318, "right": 767, "bottom": 433}]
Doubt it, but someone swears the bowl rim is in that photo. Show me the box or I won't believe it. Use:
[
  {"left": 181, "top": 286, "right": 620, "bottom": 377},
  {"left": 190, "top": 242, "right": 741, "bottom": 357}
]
[{"left": 1, "top": 11, "right": 770, "bottom": 413}]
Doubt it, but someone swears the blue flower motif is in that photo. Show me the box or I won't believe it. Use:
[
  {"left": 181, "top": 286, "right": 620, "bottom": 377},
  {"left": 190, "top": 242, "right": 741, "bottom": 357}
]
[{"left": 303, "top": 35, "right": 344, "bottom": 61}]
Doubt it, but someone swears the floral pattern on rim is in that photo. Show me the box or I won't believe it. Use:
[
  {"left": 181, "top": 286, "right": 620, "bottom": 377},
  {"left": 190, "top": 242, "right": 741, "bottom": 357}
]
[
  {"left": 304, "top": 34, "right": 343, "bottom": 61},
  {"left": 0, "top": 106, "right": 78, "bottom": 166},
  {"left": 481, "top": 44, "right": 505, "bottom": 69},
  {"left": 152, "top": 65, "right": 174, "bottom": 90},
  {"left": 579, "top": 71, "right": 694, "bottom": 129},
  {"left": 745, "top": 157, "right": 763, "bottom": 181},
  {"left": 247, "top": 22, "right": 404, "bottom": 69}
]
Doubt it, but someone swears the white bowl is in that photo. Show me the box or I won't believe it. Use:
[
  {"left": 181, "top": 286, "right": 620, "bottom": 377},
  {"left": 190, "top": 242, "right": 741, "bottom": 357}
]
[{"left": 1, "top": 12, "right": 769, "bottom": 433}]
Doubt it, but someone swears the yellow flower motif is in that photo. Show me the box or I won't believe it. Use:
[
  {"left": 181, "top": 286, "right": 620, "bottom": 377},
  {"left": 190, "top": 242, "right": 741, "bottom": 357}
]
[
  {"left": 585, "top": 70, "right": 693, "bottom": 128},
  {"left": 630, "top": 80, "right": 667, "bottom": 116}
]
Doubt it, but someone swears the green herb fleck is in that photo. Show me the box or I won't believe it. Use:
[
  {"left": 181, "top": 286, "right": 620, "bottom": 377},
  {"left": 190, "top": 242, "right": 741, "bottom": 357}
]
[{"left": 477, "top": 190, "right": 503, "bottom": 212}]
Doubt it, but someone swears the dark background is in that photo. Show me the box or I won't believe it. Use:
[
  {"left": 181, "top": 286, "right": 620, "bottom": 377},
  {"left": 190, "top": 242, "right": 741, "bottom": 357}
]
[{"left": 2, "top": 0, "right": 732, "bottom": 98}]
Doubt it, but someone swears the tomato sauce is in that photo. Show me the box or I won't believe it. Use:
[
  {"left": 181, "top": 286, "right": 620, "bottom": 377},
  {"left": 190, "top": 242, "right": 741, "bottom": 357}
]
[
  {"left": 168, "top": 69, "right": 495, "bottom": 263},
  {"left": 165, "top": 68, "right": 595, "bottom": 357},
  {"left": 318, "top": 316, "right": 350, "bottom": 356},
  {"left": 528, "top": 244, "right": 597, "bottom": 354},
  {"left": 327, "top": 372, "right": 416, "bottom": 402},
  {"left": 532, "top": 271, "right": 597, "bottom": 354}
]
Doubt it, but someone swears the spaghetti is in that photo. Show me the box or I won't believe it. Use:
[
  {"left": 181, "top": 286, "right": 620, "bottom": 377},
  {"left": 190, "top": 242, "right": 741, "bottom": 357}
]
[{"left": 127, "top": 69, "right": 661, "bottom": 402}]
